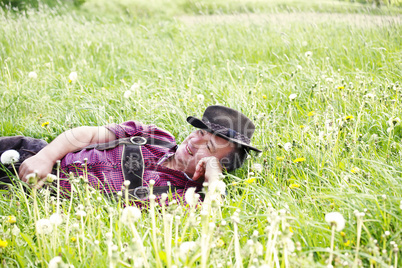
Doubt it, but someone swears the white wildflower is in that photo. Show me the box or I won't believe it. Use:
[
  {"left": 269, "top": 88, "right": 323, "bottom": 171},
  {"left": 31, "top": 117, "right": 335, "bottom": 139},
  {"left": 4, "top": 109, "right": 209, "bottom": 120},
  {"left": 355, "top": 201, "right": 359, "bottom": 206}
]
[
  {"left": 185, "top": 187, "right": 198, "bottom": 207},
  {"left": 285, "top": 238, "right": 295, "bottom": 252},
  {"left": 130, "top": 82, "right": 140, "bottom": 91},
  {"left": 388, "top": 117, "right": 400, "bottom": 127},
  {"left": 325, "top": 212, "right": 345, "bottom": 232},
  {"left": 121, "top": 206, "right": 141, "bottom": 224},
  {"left": 48, "top": 256, "right": 63, "bottom": 268},
  {"left": 28, "top": 71, "right": 38, "bottom": 79},
  {"left": 325, "top": 78, "right": 334, "bottom": 83},
  {"left": 76, "top": 210, "right": 87, "bottom": 219},
  {"left": 385, "top": 231, "right": 391, "bottom": 236},
  {"left": 302, "top": 41, "right": 308, "bottom": 47},
  {"left": 49, "top": 213, "right": 63, "bottom": 226},
  {"left": 289, "top": 93, "right": 297, "bottom": 101},
  {"left": 11, "top": 225, "right": 20, "bottom": 236},
  {"left": 179, "top": 241, "right": 197, "bottom": 258},
  {"left": 123, "top": 90, "right": 132, "bottom": 99},
  {"left": 46, "top": 174, "right": 57, "bottom": 183},
  {"left": 68, "top": 72, "right": 78, "bottom": 82},
  {"left": 209, "top": 180, "right": 226, "bottom": 195},
  {"left": 296, "top": 65, "right": 303, "bottom": 70},
  {"left": 283, "top": 142, "right": 292, "bottom": 152},
  {"left": 1, "top": 149, "right": 20, "bottom": 164},
  {"left": 123, "top": 180, "right": 131, "bottom": 187},
  {"left": 197, "top": 94, "right": 205, "bottom": 103},
  {"left": 364, "top": 93, "right": 375, "bottom": 99},
  {"left": 252, "top": 163, "right": 263, "bottom": 173},
  {"left": 305, "top": 51, "right": 313, "bottom": 57},
  {"left": 36, "top": 219, "right": 53, "bottom": 235}
]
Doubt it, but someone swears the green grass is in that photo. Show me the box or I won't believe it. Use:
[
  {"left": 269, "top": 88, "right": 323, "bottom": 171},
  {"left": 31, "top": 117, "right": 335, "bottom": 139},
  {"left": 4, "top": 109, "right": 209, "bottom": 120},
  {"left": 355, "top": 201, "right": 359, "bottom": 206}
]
[{"left": 0, "top": 0, "right": 402, "bottom": 267}]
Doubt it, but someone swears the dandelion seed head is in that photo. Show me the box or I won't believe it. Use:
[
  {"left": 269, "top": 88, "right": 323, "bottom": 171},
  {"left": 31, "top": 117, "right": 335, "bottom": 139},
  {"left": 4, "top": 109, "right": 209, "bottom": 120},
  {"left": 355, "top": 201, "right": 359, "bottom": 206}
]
[
  {"left": 284, "top": 142, "right": 292, "bottom": 152},
  {"left": 252, "top": 163, "right": 263, "bottom": 173},
  {"left": 28, "top": 71, "right": 38, "bottom": 79},
  {"left": 68, "top": 72, "right": 78, "bottom": 82},
  {"left": 289, "top": 93, "right": 297, "bottom": 101},
  {"left": 121, "top": 206, "right": 141, "bottom": 224},
  {"left": 48, "top": 256, "right": 63, "bottom": 268},
  {"left": 49, "top": 213, "right": 63, "bottom": 226},
  {"left": 325, "top": 212, "right": 345, "bottom": 232},
  {"left": 305, "top": 51, "right": 313, "bottom": 57},
  {"left": 1, "top": 150, "right": 20, "bottom": 164},
  {"left": 36, "top": 219, "right": 53, "bottom": 235},
  {"left": 123, "top": 90, "right": 132, "bottom": 99},
  {"left": 123, "top": 180, "right": 131, "bottom": 187}
]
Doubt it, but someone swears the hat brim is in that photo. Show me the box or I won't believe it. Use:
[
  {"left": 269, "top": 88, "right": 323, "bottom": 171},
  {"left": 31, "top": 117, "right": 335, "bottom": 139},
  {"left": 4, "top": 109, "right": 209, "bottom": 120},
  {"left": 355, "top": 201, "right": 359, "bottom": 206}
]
[{"left": 187, "top": 116, "right": 262, "bottom": 153}]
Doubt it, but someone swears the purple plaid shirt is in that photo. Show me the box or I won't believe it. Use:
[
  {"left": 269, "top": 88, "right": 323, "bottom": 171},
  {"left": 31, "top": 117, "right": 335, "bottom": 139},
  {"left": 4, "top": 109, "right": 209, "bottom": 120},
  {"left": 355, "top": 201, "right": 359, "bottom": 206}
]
[{"left": 59, "top": 121, "right": 203, "bottom": 206}]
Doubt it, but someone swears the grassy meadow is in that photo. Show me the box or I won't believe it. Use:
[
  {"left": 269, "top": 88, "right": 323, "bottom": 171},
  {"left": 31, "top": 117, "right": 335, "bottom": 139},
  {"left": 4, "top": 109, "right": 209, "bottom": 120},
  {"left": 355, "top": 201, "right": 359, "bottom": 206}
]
[{"left": 0, "top": 0, "right": 402, "bottom": 267}]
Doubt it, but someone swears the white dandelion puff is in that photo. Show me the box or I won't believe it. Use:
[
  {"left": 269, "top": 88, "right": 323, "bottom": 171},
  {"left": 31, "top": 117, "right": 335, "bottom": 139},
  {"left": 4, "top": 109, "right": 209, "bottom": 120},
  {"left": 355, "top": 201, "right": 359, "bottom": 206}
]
[
  {"left": 48, "top": 256, "right": 63, "bottom": 268},
  {"left": 180, "top": 241, "right": 197, "bottom": 258},
  {"left": 283, "top": 142, "right": 292, "bottom": 152},
  {"left": 49, "top": 213, "right": 63, "bottom": 226},
  {"left": 1, "top": 150, "right": 20, "bottom": 164},
  {"left": 197, "top": 94, "right": 205, "bottom": 103},
  {"left": 76, "top": 210, "right": 87, "bottom": 219},
  {"left": 68, "top": 72, "right": 78, "bottom": 82},
  {"left": 36, "top": 219, "right": 53, "bottom": 235},
  {"left": 325, "top": 212, "right": 345, "bottom": 232},
  {"left": 130, "top": 82, "right": 140, "bottom": 91},
  {"left": 28, "top": 71, "right": 38, "bottom": 79},
  {"left": 121, "top": 206, "right": 141, "bottom": 224},
  {"left": 185, "top": 187, "right": 198, "bottom": 207},
  {"left": 252, "top": 163, "right": 263, "bottom": 173},
  {"left": 289, "top": 93, "right": 297, "bottom": 101},
  {"left": 305, "top": 51, "right": 313, "bottom": 57},
  {"left": 123, "top": 90, "right": 132, "bottom": 99}
]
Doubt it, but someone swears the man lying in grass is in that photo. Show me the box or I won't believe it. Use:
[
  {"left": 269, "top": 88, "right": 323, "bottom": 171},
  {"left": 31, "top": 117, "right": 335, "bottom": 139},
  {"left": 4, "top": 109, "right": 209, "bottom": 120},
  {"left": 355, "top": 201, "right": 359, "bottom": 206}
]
[{"left": 0, "top": 105, "right": 260, "bottom": 206}]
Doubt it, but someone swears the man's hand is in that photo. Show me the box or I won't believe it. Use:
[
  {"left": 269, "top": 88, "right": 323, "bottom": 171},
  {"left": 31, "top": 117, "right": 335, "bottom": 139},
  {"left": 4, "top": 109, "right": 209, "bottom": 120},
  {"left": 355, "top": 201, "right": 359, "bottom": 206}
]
[
  {"left": 192, "top": 156, "right": 223, "bottom": 183},
  {"left": 19, "top": 154, "right": 54, "bottom": 183}
]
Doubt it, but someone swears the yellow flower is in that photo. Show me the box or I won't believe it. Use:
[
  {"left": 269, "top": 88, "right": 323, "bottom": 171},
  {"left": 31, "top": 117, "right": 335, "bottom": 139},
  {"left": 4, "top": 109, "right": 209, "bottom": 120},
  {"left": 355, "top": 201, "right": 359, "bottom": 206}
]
[
  {"left": 337, "top": 86, "right": 345, "bottom": 90},
  {"left": 293, "top": 157, "right": 306, "bottom": 163},
  {"left": 245, "top": 177, "right": 256, "bottom": 184},
  {"left": 340, "top": 231, "right": 346, "bottom": 237},
  {"left": 216, "top": 239, "right": 225, "bottom": 248},
  {"left": 350, "top": 167, "right": 360, "bottom": 174},
  {"left": 289, "top": 183, "right": 300, "bottom": 189},
  {"left": 263, "top": 94, "right": 267, "bottom": 99},
  {"left": 189, "top": 99, "right": 194, "bottom": 102},
  {"left": 307, "top": 111, "right": 315, "bottom": 117},
  {"left": 344, "top": 240, "right": 350, "bottom": 246},
  {"left": 345, "top": 115, "right": 354, "bottom": 121},
  {"left": 178, "top": 98, "right": 184, "bottom": 102},
  {"left": 68, "top": 79, "right": 72, "bottom": 83},
  {"left": 41, "top": 121, "right": 49, "bottom": 128},
  {"left": 231, "top": 182, "right": 238, "bottom": 186},
  {"left": 289, "top": 226, "right": 294, "bottom": 233},
  {"left": 300, "top": 125, "right": 305, "bottom": 129},
  {"left": 276, "top": 156, "right": 285, "bottom": 161},
  {"left": 8, "top": 216, "right": 16, "bottom": 224},
  {"left": 0, "top": 239, "right": 7, "bottom": 248},
  {"left": 71, "top": 237, "right": 77, "bottom": 242}
]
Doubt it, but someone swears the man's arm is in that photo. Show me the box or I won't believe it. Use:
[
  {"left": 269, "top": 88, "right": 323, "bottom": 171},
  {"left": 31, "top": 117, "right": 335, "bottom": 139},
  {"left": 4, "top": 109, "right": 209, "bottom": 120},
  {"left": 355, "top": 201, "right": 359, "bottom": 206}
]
[{"left": 19, "top": 126, "right": 116, "bottom": 183}]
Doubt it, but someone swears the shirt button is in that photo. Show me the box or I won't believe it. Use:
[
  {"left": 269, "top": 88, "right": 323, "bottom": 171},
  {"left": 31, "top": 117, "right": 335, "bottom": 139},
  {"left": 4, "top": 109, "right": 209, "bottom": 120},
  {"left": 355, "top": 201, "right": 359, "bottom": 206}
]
[
  {"left": 113, "top": 165, "right": 117, "bottom": 169},
  {"left": 88, "top": 166, "right": 92, "bottom": 169}
]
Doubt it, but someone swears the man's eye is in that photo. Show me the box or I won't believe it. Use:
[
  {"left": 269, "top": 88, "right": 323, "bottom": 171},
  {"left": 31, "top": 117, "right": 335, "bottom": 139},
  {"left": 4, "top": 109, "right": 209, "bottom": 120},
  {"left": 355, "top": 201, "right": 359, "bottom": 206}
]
[{"left": 199, "top": 129, "right": 204, "bottom": 135}]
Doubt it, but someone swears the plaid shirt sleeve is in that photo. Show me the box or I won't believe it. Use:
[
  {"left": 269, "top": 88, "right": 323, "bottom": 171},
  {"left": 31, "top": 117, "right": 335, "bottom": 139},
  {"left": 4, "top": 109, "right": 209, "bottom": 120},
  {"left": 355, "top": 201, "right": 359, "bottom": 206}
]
[{"left": 105, "top": 121, "right": 176, "bottom": 144}]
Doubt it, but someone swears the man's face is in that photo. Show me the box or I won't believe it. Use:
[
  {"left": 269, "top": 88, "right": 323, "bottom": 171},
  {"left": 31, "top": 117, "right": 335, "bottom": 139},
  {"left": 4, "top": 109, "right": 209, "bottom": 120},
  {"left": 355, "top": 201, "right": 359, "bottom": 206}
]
[{"left": 174, "top": 129, "right": 235, "bottom": 177}]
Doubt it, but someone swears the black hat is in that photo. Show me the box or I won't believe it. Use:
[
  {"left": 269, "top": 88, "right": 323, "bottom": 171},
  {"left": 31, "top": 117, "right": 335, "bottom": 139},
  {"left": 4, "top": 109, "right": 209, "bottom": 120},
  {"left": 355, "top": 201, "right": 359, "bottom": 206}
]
[{"left": 186, "top": 105, "right": 261, "bottom": 152}]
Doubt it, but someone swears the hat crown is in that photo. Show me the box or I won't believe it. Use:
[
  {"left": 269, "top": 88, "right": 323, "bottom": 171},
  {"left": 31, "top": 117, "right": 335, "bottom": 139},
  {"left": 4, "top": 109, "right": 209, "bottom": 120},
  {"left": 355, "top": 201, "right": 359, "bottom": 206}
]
[{"left": 201, "top": 106, "right": 255, "bottom": 140}]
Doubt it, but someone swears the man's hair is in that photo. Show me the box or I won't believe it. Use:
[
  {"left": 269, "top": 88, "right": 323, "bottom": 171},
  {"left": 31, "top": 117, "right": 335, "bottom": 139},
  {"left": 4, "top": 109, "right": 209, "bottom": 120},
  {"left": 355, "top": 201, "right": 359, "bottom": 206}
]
[{"left": 220, "top": 146, "right": 248, "bottom": 172}]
